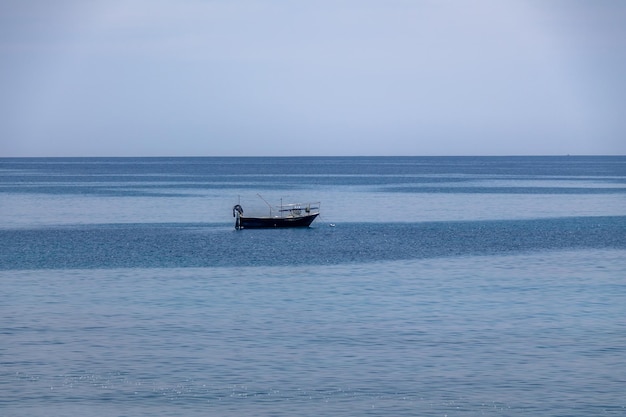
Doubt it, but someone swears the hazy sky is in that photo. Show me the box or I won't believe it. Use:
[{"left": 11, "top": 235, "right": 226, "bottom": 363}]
[{"left": 1, "top": 0, "right": 625, "bottom": 156}]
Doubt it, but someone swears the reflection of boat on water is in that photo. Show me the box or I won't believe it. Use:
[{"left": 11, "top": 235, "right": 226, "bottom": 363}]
[{"left": 233, "top": 195, "right": 320, "bottom": 230}]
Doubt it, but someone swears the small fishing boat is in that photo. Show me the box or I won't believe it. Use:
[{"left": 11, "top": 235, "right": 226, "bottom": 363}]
[{"left": 233, "top": 195, "right": 320, "bottom": 230}]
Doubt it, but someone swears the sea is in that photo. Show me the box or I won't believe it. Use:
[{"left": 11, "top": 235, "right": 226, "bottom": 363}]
[{"left": 1, "top": 156, "right": 625, "bottom": 416}]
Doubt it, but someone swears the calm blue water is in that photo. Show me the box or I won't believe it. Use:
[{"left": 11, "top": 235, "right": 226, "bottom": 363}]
[{"left": 1, "top": 156, "right": 626, "bottom": 416}]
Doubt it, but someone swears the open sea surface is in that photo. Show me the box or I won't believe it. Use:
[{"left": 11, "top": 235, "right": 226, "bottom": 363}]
[{"left": 1, "top": 156, "right": 626, "bottom": 416}]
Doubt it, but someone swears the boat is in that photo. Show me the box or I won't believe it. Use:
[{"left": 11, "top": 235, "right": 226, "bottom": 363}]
[{"left": 233, "top": 196, "right": 320, "bottom": 230}]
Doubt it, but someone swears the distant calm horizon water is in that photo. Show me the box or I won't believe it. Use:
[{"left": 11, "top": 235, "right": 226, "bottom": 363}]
[{"left": 1, "top": 156, "right": 625, "bottom": 416}]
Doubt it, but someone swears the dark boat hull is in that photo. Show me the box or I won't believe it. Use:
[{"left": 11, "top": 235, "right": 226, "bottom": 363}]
[{"left": 237, "top": 213, "right": 319, "bottom": 229}]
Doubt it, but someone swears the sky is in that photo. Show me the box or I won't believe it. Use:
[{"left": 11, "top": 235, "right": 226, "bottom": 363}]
[{"left": 1, "top": 0, "right": 625, "bottom": 157}]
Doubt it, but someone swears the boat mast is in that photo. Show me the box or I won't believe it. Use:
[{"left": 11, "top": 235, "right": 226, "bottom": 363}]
[{"left": 256, "top": 194, "right": 273, "bottom": 216}]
